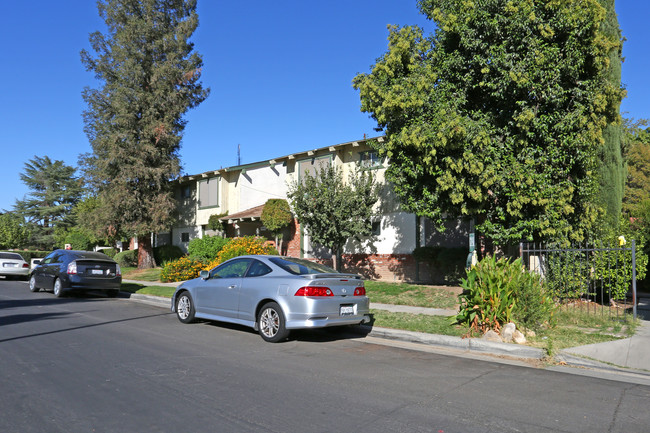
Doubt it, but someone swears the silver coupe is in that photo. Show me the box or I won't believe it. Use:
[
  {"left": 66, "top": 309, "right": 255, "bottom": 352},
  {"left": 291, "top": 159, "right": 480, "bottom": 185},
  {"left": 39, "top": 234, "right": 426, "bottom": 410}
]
[{"left": 171, "top": 255, "right": 371, "bottom": 342}]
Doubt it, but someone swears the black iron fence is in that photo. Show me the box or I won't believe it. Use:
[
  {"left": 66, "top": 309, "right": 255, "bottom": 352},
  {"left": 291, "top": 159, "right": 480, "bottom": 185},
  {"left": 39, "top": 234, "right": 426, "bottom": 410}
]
[{"left": 519, "top": 241, "right": 637, "bottom": 320}]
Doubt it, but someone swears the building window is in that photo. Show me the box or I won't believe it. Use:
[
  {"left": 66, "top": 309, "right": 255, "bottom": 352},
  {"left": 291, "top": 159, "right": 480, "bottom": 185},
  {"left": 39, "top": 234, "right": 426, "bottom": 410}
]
[
  {"left": 181, "top": 232, "right": 190, "bottom": 242},
  {"left": 359, "top": 151, "right": 383, "bottom": 169},
  {"left": 371, "top": 221, "right": 381, "bottom": 236},
  {"left": 298, "top": 155, "right": 331, "bottom": 183},
  {"left": 180, "top": 184, "right": 191, "bottom": 199},
  {"left": 198, "top": 177, "right": 219, "bottom": 208}
]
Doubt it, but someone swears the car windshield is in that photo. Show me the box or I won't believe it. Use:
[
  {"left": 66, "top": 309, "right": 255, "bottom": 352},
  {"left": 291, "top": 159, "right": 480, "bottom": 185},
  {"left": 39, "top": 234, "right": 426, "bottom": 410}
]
[
  {"left": 269, "top": 257, "right": 337, "bottom": 275},
  {"left": 0, "top": 252, "right": 24, "bottom": 260}
]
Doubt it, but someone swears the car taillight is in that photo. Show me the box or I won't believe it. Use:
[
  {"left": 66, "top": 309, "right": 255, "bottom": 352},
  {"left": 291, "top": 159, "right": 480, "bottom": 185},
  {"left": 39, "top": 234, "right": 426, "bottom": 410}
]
[
  {"left": 67, "top": 262, "right": 77, "bottom": 275},
  {"left": 116, "top": 264, "right": 121, "bottom": 277},
  {"left": 22, "top": 263, "right": 29, "bottom": 268},
  {"left": 295, "top": 286, "right": 333, "bottom": 297},
  {"left": 354, "top": 287, "right": 366, "bottom": 296}
]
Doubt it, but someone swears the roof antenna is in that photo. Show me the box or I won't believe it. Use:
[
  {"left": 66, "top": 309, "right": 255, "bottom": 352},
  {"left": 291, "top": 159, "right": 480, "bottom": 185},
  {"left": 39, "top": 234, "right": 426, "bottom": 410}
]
[{"left": 237, "top": 143, "right": 241, "bottom": 165}]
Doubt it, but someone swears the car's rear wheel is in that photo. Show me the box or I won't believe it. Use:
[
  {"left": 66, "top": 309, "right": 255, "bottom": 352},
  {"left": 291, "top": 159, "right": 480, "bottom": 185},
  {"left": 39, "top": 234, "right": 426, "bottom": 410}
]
[
  {"left": 257, "top": 302, "right": 289, "bottom": 343},
  {"left": 29, "top": 275, "right": 39, "bottom": 292},
  {"left": 53, "top": 278, "right": 64, "bottom": 297},
  {"left": 176, "top": 292, "right": 195, "bottom": 324},
  {"left": 106, "top": 290, "right": 119, "bottom": 298}
]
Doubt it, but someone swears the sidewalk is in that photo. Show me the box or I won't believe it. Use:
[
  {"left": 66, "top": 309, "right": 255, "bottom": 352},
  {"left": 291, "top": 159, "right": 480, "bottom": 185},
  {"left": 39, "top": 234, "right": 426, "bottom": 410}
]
[
  {"left": 122, "top": 280, "right": 650, "bottom": 380},
  {"left": 555, "top": 294, "right": 650, "bottom": 374}
]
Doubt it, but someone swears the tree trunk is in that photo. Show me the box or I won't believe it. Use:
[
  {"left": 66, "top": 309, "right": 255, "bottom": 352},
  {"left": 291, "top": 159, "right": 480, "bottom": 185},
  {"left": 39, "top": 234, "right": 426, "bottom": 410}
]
[
  {"left": 333, "top": 246, "right": 342, "bottom": 272},
  {"left": 137, "top": 235, "right": 156, "bottom": 269},
  {"left": 274, "top": 234, "right": 280, "bottom": 255}
]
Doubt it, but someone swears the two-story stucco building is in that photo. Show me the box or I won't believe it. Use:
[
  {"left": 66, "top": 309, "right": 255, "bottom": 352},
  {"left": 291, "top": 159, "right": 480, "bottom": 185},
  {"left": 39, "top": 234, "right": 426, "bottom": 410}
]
[{"left": 156, "top": 136, "right": 471, "bottom": 282}]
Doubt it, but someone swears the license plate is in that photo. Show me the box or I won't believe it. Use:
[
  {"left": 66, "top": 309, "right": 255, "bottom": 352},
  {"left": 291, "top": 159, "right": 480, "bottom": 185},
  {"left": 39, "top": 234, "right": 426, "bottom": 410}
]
[
  {"left": 91, "top": 269, "right": 104, "bottom": 275},
  {"left": 340, "top": 305, "right": 355, "bottom": 316},
  {"left": 3, "top": 263, "right": 17, "bottom": 267}
]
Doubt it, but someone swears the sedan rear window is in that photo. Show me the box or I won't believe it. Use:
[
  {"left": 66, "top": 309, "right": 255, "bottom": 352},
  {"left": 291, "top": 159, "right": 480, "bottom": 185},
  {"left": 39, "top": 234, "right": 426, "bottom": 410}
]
[
  {"left": 0, "top": 252, "right": 24, "bottom": 260},
  {"left": 269, "top": 257, "right": 337, "bottom": 275}
]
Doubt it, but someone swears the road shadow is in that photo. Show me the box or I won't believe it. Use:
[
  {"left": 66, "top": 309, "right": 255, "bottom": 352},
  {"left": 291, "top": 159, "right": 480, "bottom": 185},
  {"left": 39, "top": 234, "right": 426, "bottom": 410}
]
[
  {"left": 289, "top": 325, "right": 372, "bottom": 343},
  {"left": 0, "top": 311, "right": 72, "bottom": 326},
  {"left": 198, "top": 316, "right": 375, "bottom": 343}
]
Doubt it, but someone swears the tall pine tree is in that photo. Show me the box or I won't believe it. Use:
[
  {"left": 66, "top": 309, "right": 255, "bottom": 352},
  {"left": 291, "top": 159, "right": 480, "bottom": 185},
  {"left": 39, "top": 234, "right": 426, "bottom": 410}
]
[
  {"left": 14, "top": 156, "right": 82, "bottom": 249},
  {"left": 81, "top": 0, "right": 209, "bottom": 268},
  {"left": 597, "top": 0, "right": 625, "bottom": 230}
]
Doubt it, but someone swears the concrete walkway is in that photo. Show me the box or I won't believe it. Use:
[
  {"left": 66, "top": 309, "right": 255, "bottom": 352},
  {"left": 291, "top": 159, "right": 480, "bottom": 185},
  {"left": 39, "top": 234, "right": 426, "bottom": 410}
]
[
  {"left": 555, "top": 295, "right": 650, "bottom": 374},
  {"left": 557, "top": 320, "right": 650, "bottom": 371}
]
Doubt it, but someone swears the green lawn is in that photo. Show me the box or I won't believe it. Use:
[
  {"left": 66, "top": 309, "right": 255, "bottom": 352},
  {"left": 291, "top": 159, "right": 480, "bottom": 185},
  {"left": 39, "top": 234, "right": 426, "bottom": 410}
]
[
  {"left": 365, "top": 281, "right": 459, "bottom": 309},
  {"left": 120, "top": 282, "right": 176, "bottom": 297},
  {"left": 121, "top": 267, "right": 162, "bottom": 282}
]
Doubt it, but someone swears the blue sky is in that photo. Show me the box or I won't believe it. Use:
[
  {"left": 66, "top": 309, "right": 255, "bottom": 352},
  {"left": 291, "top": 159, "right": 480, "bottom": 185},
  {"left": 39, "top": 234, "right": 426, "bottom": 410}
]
[{"left": 1, "top": 1, "right": 648, "bottom": 212}]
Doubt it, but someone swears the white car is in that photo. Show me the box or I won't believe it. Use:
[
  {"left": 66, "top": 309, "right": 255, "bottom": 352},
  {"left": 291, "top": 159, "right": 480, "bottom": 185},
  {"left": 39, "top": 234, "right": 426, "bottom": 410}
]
[{"left": 0, "top": 252, "right": 30, "bottom": 280}]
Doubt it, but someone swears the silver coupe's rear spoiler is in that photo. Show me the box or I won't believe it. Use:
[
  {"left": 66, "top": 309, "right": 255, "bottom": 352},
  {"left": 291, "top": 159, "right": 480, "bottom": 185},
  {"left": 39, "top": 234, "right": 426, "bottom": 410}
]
[{"left": 304, "top": 273, "right": 362, "bottom": 280}]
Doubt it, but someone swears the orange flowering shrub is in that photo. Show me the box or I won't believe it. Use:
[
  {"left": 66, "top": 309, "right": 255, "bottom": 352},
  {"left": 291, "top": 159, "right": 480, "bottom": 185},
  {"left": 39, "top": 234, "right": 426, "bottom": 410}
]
[
  {"left": 160, "top": 256, "right": 206, "bottom": 282},
  {"left": 203, "top": 236, "right": 278, "bottom": 271}
]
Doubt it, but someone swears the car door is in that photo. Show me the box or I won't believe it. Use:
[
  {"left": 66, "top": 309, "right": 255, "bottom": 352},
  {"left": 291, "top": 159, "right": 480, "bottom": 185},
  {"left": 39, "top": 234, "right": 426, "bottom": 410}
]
[
  {"left": 195, "top": 258, "right": 252, "bottom": 318},
  {"left": 238, "top": 259, "right": 273, "bottom": 322},
  {"left": 35, "top": 252, "right": 62, "bottom": 289}
]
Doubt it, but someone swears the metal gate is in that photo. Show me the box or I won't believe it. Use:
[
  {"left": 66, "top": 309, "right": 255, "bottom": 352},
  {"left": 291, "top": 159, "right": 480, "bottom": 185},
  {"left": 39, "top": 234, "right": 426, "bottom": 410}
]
[{"left": 519, "top": 241, "right": 638, "bottom": 320}]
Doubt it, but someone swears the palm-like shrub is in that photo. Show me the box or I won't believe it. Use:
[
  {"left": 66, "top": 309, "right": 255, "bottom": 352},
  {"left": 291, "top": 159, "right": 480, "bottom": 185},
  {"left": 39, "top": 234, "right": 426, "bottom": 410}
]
[{"left": 455, "top": 256, "right": 554, "bottom": 334}]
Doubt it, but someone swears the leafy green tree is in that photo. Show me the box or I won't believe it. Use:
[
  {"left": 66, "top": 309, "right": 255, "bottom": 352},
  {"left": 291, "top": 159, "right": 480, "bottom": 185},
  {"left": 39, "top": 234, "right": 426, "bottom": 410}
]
[
  {"left": 261, "top": 199, "right": 292, "bottom": 254},
  {"left": 0, "top": 212, "right": 30, "bottom": 250},
  {"left": 13, "top": 156, "right": 82, "bottom": 249},
  {"left": 354, "top": 0, "right": 623, "bottom": 246},
  {"left": 69, "top": 197, "right": 110, "bottom": 245},
  {"left": 623, "top": 122, "right": 650, "bottom": 215},
  {"left": 621, "top": 120, "right": 650, "bottom": 271},
  {"left": 52, "top": 197, "right": 110, "bottom": 250},
  {"left": 62, "top": 228, "right": 94, "bottom": 251},
  {"left": 287, "top": 165, "right": 378, "bottom": 271},
  {"left": 80, "top": 0, "right": 209, "bottom": 268}
]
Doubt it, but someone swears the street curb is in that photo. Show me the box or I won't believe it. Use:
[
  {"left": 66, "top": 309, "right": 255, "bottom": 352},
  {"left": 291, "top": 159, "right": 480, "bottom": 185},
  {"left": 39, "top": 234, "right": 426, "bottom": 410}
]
[
  {"left": 359, "top": 325, "right": 547, "bottom": 360},
  {"left": 125, "top": 293, "right": 171, "bottom": 309}
]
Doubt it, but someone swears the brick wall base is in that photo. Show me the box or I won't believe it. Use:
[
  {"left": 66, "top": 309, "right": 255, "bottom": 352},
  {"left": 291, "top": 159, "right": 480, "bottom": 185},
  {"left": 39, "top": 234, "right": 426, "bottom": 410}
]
[
  {"left": 283, "top": 219, "right": 463, "bottom": 284},
  {"left": 310, "top": 253, "right": 462, "bottom": 284}
]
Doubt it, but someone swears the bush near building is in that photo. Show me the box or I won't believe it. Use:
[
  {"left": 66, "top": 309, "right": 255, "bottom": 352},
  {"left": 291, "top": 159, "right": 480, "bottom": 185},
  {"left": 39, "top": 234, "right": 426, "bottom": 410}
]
[
  {"left": 187, "top": 235, "right": 230, "bottom": 261},
  {"left": 160, "top": 256, "right": 205, "bottom": 282},
  {"left": 203, "top": 236, "right": 278, "bottom": 270},
  {"left": 153, "top": 244, "right": 185, "bottom": 265},
  {"left": 114, "top": 250, "right": 138, "bottom": 267}
]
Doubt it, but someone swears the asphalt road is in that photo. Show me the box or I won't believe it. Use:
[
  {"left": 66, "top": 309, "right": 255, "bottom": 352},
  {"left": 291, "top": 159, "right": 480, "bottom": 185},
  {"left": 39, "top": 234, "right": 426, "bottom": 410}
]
[{"left": 1, "top": 278, "right": 649, "bottom": 433}]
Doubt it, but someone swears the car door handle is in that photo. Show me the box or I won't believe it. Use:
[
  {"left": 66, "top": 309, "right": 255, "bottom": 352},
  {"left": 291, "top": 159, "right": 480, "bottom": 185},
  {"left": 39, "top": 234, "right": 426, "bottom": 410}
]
[{"left": 228, "top": 285, "right": 237, "bottom": 289}]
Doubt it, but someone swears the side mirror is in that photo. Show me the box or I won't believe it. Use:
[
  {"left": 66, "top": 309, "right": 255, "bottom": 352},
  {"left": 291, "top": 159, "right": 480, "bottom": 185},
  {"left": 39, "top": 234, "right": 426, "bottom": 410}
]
[{"left": 199, "top": 270, "right": 210, "bottom": 280}]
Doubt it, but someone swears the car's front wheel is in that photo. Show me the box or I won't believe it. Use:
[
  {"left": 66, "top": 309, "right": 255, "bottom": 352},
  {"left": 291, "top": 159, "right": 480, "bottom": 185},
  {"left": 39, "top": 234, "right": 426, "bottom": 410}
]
[
  {"left": 53, "top": 278, "right": 65, "bottom": 298},
  {"left": 29, "top": 275, "right": 40, "bottom": 292},
  {"left": 175, "top": 292, "right": 195, "bottom": 324},
  {"left": 257, "top": 302, "right": 289, "bottom": 343}
]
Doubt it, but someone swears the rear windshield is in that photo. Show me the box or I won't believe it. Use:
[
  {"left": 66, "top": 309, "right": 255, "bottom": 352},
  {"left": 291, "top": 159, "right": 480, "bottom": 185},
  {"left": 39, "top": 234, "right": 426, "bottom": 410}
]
[
  {"left": 0, "top": 252, "right": 24, "bottom": 261},
  {"left": 269, "top": 257, "right": 337, "bottom": 275}
]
